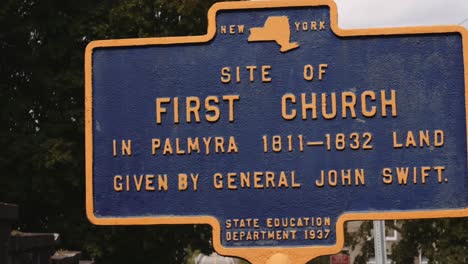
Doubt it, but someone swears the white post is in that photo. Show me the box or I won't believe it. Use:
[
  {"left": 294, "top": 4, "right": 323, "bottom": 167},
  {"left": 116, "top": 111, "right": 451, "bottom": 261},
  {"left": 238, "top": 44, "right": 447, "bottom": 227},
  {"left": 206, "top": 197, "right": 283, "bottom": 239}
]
[{"left": 373, "top": 220, "right": 387, "bottom": 264}]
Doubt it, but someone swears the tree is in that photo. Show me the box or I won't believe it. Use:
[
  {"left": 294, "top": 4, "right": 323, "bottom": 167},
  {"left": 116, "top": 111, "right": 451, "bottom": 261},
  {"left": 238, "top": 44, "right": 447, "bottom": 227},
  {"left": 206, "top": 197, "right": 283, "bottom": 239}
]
[
  {"left": 347, "top": 219, "right": 467, "bottom": 263},
  {"left": 346, "top": 221, "right": 375, "bottom": 264},
  {"left": 391, "top": 219, "right": 468, "bottom": 264},
  {"left": 0, "top": 0, "right": 224, "bottom": 262}
]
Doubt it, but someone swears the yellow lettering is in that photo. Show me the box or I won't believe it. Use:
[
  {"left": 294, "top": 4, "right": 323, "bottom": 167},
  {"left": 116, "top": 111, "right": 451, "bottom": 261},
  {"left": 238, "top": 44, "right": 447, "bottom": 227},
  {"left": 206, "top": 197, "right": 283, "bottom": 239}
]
[
  {"left": 355, "top": 169, "right": 365, "bottom": 185},
  {"left": 228, "top": 172, "right": 237, "bottom": 190},
  {"left": 393, "top": 131, "right": 403, "bottom": 148},
  {"left": 265, "top": 172, "right": 275, "bottom": 188},
  {"left": 205, "top": 96, "right": 220, "bottom": 122},
  {"left": 254, "top": 172, "right": 264, "bottom": 189},
  {"left": 302, "top": 93, "right": 317, "bottom": 120},
  {"left": 152, "top": 139, "right": 161, "bottom": 155},
  {"left": 396, "top": 168, "right": 409, "bottom": 185},
  {"left": 303, "top": 64, "right": 314, "bottom": 81},
  {"left": 406, "top": 131, "right": 416, "bottom": 147},
  {"left": 176, "top": 139, "right": 185, "bottom": 155},
  {"left": 262, "top": 65, "right": 272, "bottom": 82},
  {"left": 227, "top": 136, "right": 238, "bottom": 153},
  {"left": 191, "top": 174, "right": 199, "bottom": 191},
  {"left": 134, "top": 175, "right": 143, "bottom": 192},
  {"left": 381, "top": 90, "right": 397, "bottom": 117},
  {"left": 421, "top": 166, "right": 431, "bottom": 184},
  {"left": 220, "top": 25, "right": 227, "bottom": 34},
  {"left": 187, "top": 137, "right": 200, "bottom": 154},
  {"left": 382, "top": 168, "right": 393, "bottom": 184},
  {"left": 121, "top": 140, "right": 132, "bottom": 156},
  {"left": 318, "top": 64, "right": 327, "bottom": 80},
  {"left": 328, "top": 170, "right": 337, "bottom": 186},
  {"left": 320, "top": 21, "right": 326, "bottom": 30},
  {"left": 163, "top": 138, "right": 173, "bottom": 154},
  {"left": 420, "top": 130, "right": 430, "bottom": 147},
  {"left": 246, "top": 65, "right": 257, "bottom": 82},
  {"left": 240, "top": 172, "right": 250, "bottom": 188},
  {"left": 311, "top": 21, "right": 317, "bottom": 30},
  {"left": 158, "top": 175, "right": 168, "bottom": 191},
  {"left": 291, "top": 171, "right": 301, "bottom": 188},
  {"left": 214, "top": 173, "right": 223, "bottom": 189},
  {"left": 178, "top": 173, "right": 188, "bottom": 191},
  {"left": 229, "top": 25, "right": 235, "bottom": 34},
  {"left": 282, "top": 93, "right": 297, "bottom": 120},
  {"left": 361, "top": 91, "right": 377, "bottom": 117},
  {"left": 146, "top": 174, "right": 155, "bottom": 191},
  {"left": 221, "top": 67, "right": 231, "bottom": 83},
  {"left": 114, "top": 175, "right": 123, "bottom": 191},
  {"left": 278, "top": 172, "right": 288, "bottom": 187},
  {"left": 341, "top": 92, "right": 356, "bottom": 118},
  {"left": 186, "top": 97, "right": 201, "bottom": 123},
  {"left": 215, "top": 137, "right": 225, "bottom": 153},
  {"left": 435, "top": 166, "right": 445, "bottom": 183},
  {"left": 156, "top": 97, "right": 171, "bottom": 124},
  {"left": 434, "top": 130, "right": 444, "bottom": 147},
  {"left": 172, "top": 97, "right": 179, "bottom": 124},
  {"left": 203, "top": 137, "right": 211, "bottom": 155},
  {"left": 295, "top": 22, "right": 300, "bottom": 31},
  {"left": 322, "top": 93, "right": 337, "bottom": 119},
  {"left": 222, "top": 95, "right": 240, "bottom": 122},
  {"left": 341, "top": 169, "right": 351, "bottom": 185}
]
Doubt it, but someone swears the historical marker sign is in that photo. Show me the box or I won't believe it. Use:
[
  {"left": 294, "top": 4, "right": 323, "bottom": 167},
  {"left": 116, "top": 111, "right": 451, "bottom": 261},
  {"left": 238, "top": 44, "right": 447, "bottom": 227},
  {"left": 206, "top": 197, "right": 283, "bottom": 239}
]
[{"left": 85, "top": 1, "right": 468, "bottom": 263}]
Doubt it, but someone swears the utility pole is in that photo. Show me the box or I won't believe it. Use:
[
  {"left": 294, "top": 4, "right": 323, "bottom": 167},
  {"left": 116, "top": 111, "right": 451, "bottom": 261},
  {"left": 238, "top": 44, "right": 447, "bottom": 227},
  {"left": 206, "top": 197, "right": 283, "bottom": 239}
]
[{"left": 373, "top": 220, "right": 387, "bottom": 264}]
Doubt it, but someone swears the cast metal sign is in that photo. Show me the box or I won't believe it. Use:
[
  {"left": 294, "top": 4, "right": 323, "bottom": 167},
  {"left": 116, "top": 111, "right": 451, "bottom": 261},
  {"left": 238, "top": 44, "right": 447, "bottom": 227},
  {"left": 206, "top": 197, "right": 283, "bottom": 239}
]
[{"left": 85, "top": 1, "right": 468, "bottom": 263}]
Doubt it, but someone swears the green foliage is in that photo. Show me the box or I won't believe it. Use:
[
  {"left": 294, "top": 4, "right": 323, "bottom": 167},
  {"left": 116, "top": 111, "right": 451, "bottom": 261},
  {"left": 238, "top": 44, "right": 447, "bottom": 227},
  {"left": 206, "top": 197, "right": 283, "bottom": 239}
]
[
  {"left": 347, "top": 220, "right": 467, "bottom": 263},
  {"left": 0, "top": 0, "right": 224, "bottom": 262},
  {"left": 392, "top": 219, "right": 468, "bottom": 264},
  {"left": 347, "top": 221, "right": 375, "bottom": 264}
]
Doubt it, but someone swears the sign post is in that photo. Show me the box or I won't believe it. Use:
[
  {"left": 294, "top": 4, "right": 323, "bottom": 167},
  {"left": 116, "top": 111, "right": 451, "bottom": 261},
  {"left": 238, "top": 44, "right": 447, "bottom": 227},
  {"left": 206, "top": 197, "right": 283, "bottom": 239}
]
[
  {"left": 373, "top": 220, "right": 387, "bottom": 264},
  {"left": 85, "top": 1, "right": 468, "bottom": 263}
]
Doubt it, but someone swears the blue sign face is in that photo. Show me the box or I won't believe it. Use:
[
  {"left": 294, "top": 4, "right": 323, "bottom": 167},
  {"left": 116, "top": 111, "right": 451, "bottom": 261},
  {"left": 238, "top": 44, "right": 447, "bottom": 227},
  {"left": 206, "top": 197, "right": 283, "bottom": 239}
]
[{"left": 85, "top": 0, "right": 468, "bottom": 261}]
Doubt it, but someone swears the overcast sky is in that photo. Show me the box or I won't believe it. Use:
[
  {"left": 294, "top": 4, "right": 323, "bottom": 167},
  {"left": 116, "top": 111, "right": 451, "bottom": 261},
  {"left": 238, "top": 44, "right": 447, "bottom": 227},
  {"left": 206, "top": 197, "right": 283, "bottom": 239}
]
[{"left": 334, "top": 0, "right": 468, "bottom": 28}]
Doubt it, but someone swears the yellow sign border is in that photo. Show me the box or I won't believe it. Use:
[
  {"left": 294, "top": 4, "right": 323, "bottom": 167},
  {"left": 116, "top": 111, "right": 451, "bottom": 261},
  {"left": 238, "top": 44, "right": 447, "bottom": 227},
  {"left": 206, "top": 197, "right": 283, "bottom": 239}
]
[{"left": 85, "top": 0, "right": 468, "bottom": 263}]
